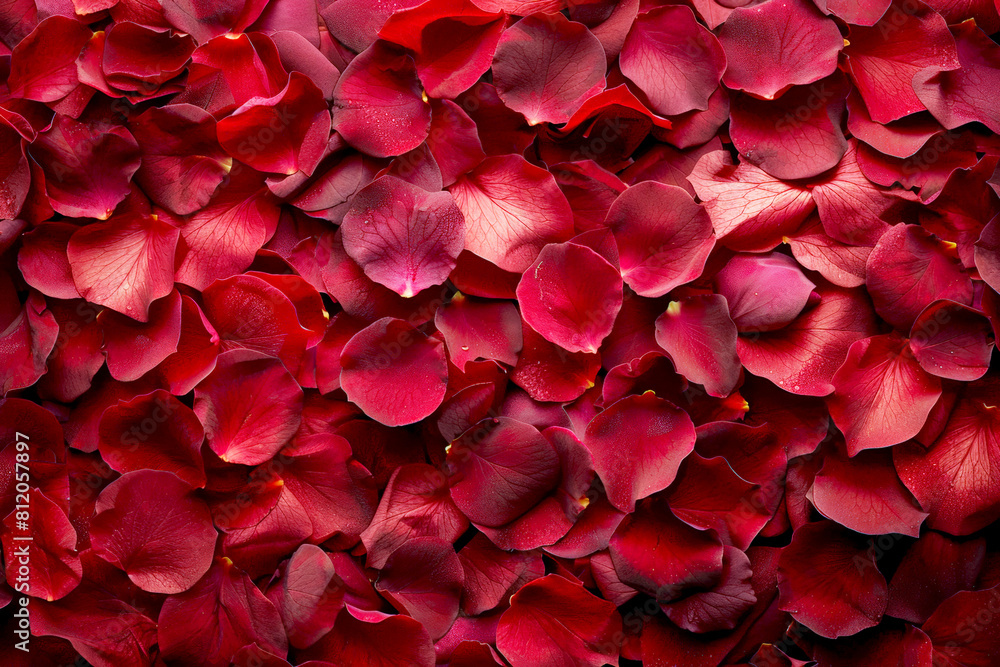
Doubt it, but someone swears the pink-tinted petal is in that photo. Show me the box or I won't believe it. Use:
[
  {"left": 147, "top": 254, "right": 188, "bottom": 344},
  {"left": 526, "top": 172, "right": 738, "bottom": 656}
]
[
  {"left": 90, "top": 470, "right": 217, "bottom": 594},
  {"left": 492, "top": 13, "right": 605, "bottom": 125},
  {"left": 975, "top": 212, "right": 1000, "bottom": 293},
  {"left": 332, "top": 40, "right": 431, "bottom": 158},
  {"left": 194, "top": 352, "right": 303, "bottom": 465},
  {"left": 584, "top": 392, "right": 695, "bottom": 512},
  {"left": 517, "top": 242, "right": 623, "bottom": 354},
  {"left": 341, "top": 175, "right": 465, "bottom": 297},
  {"left": 339, "top": 317, "right": 448, "bottom": 426},
  {"left": 895, "top": 376, "right": 1000, "bottom": 535},
  {"left": 449, "top": 154, "right": 575, "bottom": 272},
  {"left": 605, "top": 181, "right": 715, "bottom": 298},
  {"left": 158, "top": 558, "right": 287, "bottom": 667},
  {"left": 718, "top": 0, "right": 843, "bottom": 99},
  {"left": 688, "top": 150, "right": 814, "bottom": 252},
  {"left": 777, "top": 520, "right": 888, "bottom": 639},
  {"left": 715, "top": 252, "right": 816, "bottom": 333},
  {"left": 496, "top": 574, "right": 622, "bottom": 667},
  {"left": 66, "top": 213, "right": 178, "bottom": 322},
  {"left": 843, "top": 0, "right": 961, "bottom": 123},
  {"left": 264, "top": 544, "right": 344, "bottom": 650},
  {"left": 655, "top": 295, "right": 741, "bottom": 397},
  {"left": 620, "top": 5, "right": 725, "bottom": 116},
  {"left": 16, "top": 222, "right": 82, "bottom": 300},
  {"left": 785, "top": 218, "right": 872, "bottom": 288}
]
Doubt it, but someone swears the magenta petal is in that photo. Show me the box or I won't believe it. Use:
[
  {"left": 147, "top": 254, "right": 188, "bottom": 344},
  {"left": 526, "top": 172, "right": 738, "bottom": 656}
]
[
  {"left": 340, "top": 317, "right": 448, "bottom": 426},
  {"left": 654, "top": 295, "right": 741, "bottom": 397},
  {"left": 777, "top": 521, "right": 887, "bottom": 639},
  {"left": 449, "top": 154, "right": 575, "bottom": 272},
  {"left": 194, "top": 352, "right": 304, "bottom": 465},
  {"left": 98, "top": 389, "right": 206, "bottom": 487},
  {"left": 606, "top": 181, "right": 715, "bottom": 298},
  {"left": 496, "top": 574, "right": 622, "bottom": 667},
  {"left": 218, "top": 72, "right": 330, "bottom": 176},
  {"left": 662, "top": 546, "right": 756, "bottom": 633},
  {"left": 447, "top": 417, "right": 560, "bottom": 527},
  {"left": 492, "top": 13, "right": 605, "bottom": 125},
  {"left": 29, "top": 115, "right": 141, "bottom": 220},
  {"left": 90, "top": 470, "right": 217, "bottom": 594},
  {"left": 718, "top": 0, "right": 843, "bottom": 99},
  {"left": 844, "top": 0, "right": 960, "bottom": 124},
  {"left": 376, "top": 536, "right": 464, "bottom": 640},
  {"left": 866, "top": 224, "right": 973, "bottom": 332},
  {"left": 158, "top": 558, "right": 287, "bottom": 667},
  {"left": 517, "top": 242, "right": 623, "bottom": 354},
  {"left": 584, "top": 392, "right": 695, "bottom": 512},
  {"left": 0, "top": 115, "right": 30, "bottom": 221},
  {"left": 715, "top": 253, "right": 816, "bottom": 333},
  {"left": 619, "top": 5, "right": 725, "bottom": 116},
  {"left": 974, "top": 212, "right": 1000, "bottom": 293},
  {"left": 827, "top": 333, "right": 942, "bottom": 456},
  {"left": 332, "top": 40, "right": 431, "bottom": 158},
  {"left": 16, "top": 222, "right": 82, "bottom": 300},
  {"left": 909, "top": 300, "right": 995, "bottom": 381},
  {"left": 785, "top": 218, "right": 871, "bottom": 288},
  {"left": 341, "top": 175, "right": 465, "bottom": 297},
  {"left": 67, "top": 212, "right": 178, "bottom": 322},
  {"left": 894, "top": 376, "right": 1000, "bottom": 535}
]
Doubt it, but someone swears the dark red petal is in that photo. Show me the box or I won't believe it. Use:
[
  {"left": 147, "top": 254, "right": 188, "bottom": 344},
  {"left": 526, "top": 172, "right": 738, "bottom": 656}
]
[
  {"left": 729, "top": 74, "right": 849, "bottom": 180},
  {"left": 449, "top": 154, "right": 575, "bottom": 272},
  {"left": 90, "top": 470, "right": 217, "bottom": 594},
  {"left": 909, "top": 300, "right": 995, "bottom": 381},
  {"left": 7, "top": 16, "right": 91, "bottom": 102},
  {"left": 33, "top": 298, "right": 104, "bottom": 402},
  {"left": 777, "top": 520, "right": 888, "bottom": 639},
  {"left": 584, "top": 392, "right": 695, "bottom": 512},
  {"left": 737, "top": 283, "right": 878, "bottom": 396},
  {"left": 265, "top": 544, "right": 344, "bottom": 650},
  {"left": 339, "top": 317, "right": 448, "bottom": 426},
  {"left": 895, "top": 376, "right": 1000, "bottom": 535},
  {"left": 828, "top": 333, "right": 942, "bottom": 456},
  {"left": 496, "top": 574, "right": 622, "bottom": 667},
  {"left": 517, "top": 242, "right": 623, "bottom": 354},
  {"left": 341, "top": 175, "right": 465, "bottom": 297},
  {"left": 620, "top": 5, "right": 725, "bottom": 116},
  {"left": 360, "top": 463, "right": 469, "bottom": 569},
  {"left": 159, "top": 0, "right": 269, "bottom": 44},
  {"left": 17, "top": 222, "right": 81, "bottom": 300},
  {"left": 447, "top": 416, "right": 560, "bottom": 527},
  {"left": 158, "top": 558, "right": 287, "bottom": 667},
  {"left": 376, "top": 536, "right": 463, "bottom": 640},
  {"left": 66, "top": 213, "right": 178, "bottom": 322},
  {"left": 887, "top": 531, "right": 986, "bottom": 623},
  {"left": 298, "top": 606, "right": 435, "bottom": 666},
  {"left": 843, "top": 0, "right": 961, "bottom": 123},
  {"left": 102, "top": 21, "right": 194, "bottom": 92},
  {"left": 194, "top": 352, "right": 304, "bottom": 465},
  {"left": 511, "top": 319, "right": 602, "bottom": 403},
  {"left": 425, "top": 100, "right": 487, "bottom": 187},
  {"left": 434, "top": 292, "right": 521, "bottom": 371},
  {"left": 459, "top": 533, "right": 543, "bottom": 615},
  {"left": 606, "top": 181, "right": 715, "bottom": 298},
  {"left": 974, "top": 212, "right": 1000, "bottom": 293},
  {"left": 921, "top": 587, "right": 1000, "bottom": 666},
  {"left": 718, "top": 0, "right": 843, "bottom": 99},
  {"left": 492, "top": 13, "right": 606, "bottom": 125},
  {"left": 2, "top": 490, "right": 81, "bottom": 601},
  {"left": 28, "top": 115, "right": 141, "bottom": 220},
  {"left": 332, "top": 41, "right": 431, "bottom": 158},
  {"left": 867, "top": 224, "right": 973, "bottom": 332},
  {"left": 98, "top": 389, "right": 206, "bottom": 488},
  {"left": 662, "top": 546, "right": 756, "bottom": 633},
  {"left": 655, "top": 295, "right": 741, "bottom": 397},
  {"left": 100, "top": 289, "right": 183, "bottom": 382}
]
